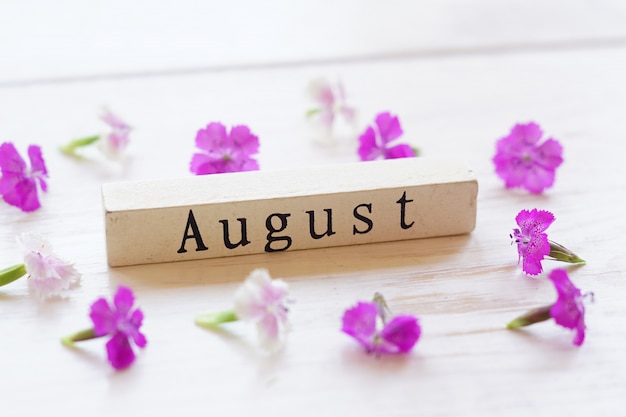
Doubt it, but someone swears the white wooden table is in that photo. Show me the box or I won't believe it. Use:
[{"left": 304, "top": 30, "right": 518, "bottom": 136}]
[{"left": 2, "top": 1, "right": 625, "bottom": 416}]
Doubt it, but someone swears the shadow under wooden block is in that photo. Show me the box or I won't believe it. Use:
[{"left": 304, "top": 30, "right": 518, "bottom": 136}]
[{"left": 103, "top": 158, "right": 478, "bottom": 267}]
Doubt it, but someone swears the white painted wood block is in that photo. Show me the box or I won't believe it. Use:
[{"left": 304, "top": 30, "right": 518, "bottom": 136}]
[{"left": 102, "top": 158, "right": 478, "bottom": 266}]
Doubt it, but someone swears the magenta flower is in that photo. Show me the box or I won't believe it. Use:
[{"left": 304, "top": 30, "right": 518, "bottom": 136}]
[
  {"left": 342, "top": 293, "right": 421, "bottom": 355},
  {"left": 493, "top": 122, "right": 563, "bottom": 194},
  {"left": 548, "top": 269, "right": 587, "bottom": 346},
  {"left": 306, "top": 78, "right": 355, "bottom": 129},
  {"left": 62, "top": 285, "right": 147, "bottom": 370},
  {"left": 90, "top": 286, "right": 147, "bottom": 369},
  {"left": 512, "top": 209, "right": 584, "bottom": 276},
  {"left": 507, "top": 269, "right": 590, "bottom": 346},
  {"left": 0, "top": 142, "right": 48, "bottom": 212},
  {"left": 512, "top": 209, "right": 554, "bottom": 276},
  {"left": 190, "top": 122, "right": 260, "bottom": 175},
  {"left": 358, "top": 112, "right": 417, "bottom": 161}
]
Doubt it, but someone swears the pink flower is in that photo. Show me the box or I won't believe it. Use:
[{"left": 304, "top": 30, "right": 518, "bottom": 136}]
[
  {"left": 233, "top": 269, "right": 290, "bottom": 351},
  {"left": 512, "top": 209, "right": 554, "bottom": 276},
  {"left": 548, "top": 269, "right": 587, "bottom": 346},
  {"left": 306, "top": 78, "right": 355, "bottom": 129},
  {"left": 190, "top": 122, "right": 260, "bottom": 175},
  {"left": 89, "top": 286, "right": 147, "bottom": 370},
  {"left": 342, "top": 294, "right": 421, "bottom": 355},
  {"left": 512, "top": 209, "right": 585, "bottom": 276},
  {"left": 98, "top": 109, "right": 131, "bottom": 159},
  {"left": 357, "top": 112, "right": 416, "bottom": 161},
  {"left": 0, "top": 142, "right": 48, "bottom": 212},
  {"left": 507, "top": 269, "right": 590, "bottom": 347},
  {"left": 18, "top": 232, "right": 80, "bottom": 299},
  {"left": 493, "top": 122, "right": 563, "bottom": 194}
]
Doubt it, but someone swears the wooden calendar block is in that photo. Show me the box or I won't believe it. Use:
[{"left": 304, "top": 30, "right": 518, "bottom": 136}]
[{"left": 102, "top": 157, "right": 478, "bottom": 266}]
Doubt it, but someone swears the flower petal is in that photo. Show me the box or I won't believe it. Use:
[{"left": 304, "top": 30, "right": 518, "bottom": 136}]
[
  {"left": 385, "top": 144, "right": 416, "bottom": 159},
  {"left": 380, "top": 315, "right": 421, "bottom": 353},
  {"left": 0, "top": 142, "right": 26, "bottom": 175},
  {"left": 341, "top": 301, "right": 377, "bottom": 349},
  {"left": 375, "top": 112, "right": 403, "bottom": 143},
  {"left": 357, "top": 126, "right": 379, "bottom": 161},
  {"left": 113, "top": 285, "right": 135, "bottom": 317},
  {"left": 105, "top": 332, "right": 136, "bottom": 370},
  {"left": 229, "top": 125, "right": 259, "bottom": 156},
  {"left": 195, "top": 122, "right": 228, "bottom": 151},
  {"left": 90, "top": 298, "right": 116, "bottom": 336}
]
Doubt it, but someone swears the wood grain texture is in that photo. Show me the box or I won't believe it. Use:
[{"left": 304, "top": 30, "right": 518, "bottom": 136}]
[{"left": 1, "top": 1, "right": 626, "bottom": 416}]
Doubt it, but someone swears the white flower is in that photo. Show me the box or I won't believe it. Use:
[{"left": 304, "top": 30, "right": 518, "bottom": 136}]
[
  {"left": 97, "top": 109, "right": 131, "bottom": 159},
  {"left": 233, "top": 268, "right": 290, "bottom": 352},
  {"left": 17, "top": 233, "right": 80, "bottom": 299}
]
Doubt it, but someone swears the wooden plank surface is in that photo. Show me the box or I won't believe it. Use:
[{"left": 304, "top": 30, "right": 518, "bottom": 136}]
[{"left": 1, "top": 1, "right": 626, "bottom": 416}]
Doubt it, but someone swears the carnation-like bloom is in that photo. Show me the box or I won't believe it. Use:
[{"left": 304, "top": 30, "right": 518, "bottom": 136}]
[
  {"left": 0, "top": 233, "right": 80, "bottom": 299},
  {"left": 358, "top": 112, "right": 417, "bottom": 161},
  {"left": 507, "top": 269, "right": 590, "bottom": 346},
  {"left": 342, "top": 293, "right": 421, "bottom": 355},
  {"left": 18, "top": 233, "right": 80, "bottom": 299},
  {"left": 195, "top": 268, "right": 290, "bottom": 352},
  {"left": 97, "top": 110, "right": 132, "bottom": 159},
  {"left": 190, "top": 122, "right": 260, "bottom": 175},
  {"left": 0, "top": 142, "right": 48, "bottom": 212},
  {"left": 59, "top": 109, "right": 131, "bottom": 159},
  {"left": 306, "top": 78, "right": 355, "bottom": 130},
  {"left": 62, "top": 285, "right": 147, "bottom": 370},
  {"left": 493, "top": 122, "right": 563, "bottom": 193},
  {"left": 512, "top": 209, "right": 584, "bottom": 276}
]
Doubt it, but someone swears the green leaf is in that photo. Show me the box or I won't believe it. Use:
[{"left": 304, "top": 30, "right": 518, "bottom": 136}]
[{"left": 59, "top": 135, "right": 101, "bottom": 157}]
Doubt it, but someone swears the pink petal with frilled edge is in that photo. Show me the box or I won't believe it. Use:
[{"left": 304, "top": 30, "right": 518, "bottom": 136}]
[
  {"left": 229, "top": 125, "right": 259, "bottom": 156},
  {"left": 357, "top": 126, "right": 379, "bottom": 161},
  {"left": 106, "top": 332, "right": 136, "bottom": 370},
  {"left": 113, "top": 286, "right": 135, "bottom": 317},
  {"left": 0, "top": 142, "right": 26, "bottom": 174},
  {"left": 90, "top": 298, "right": 116, "bottom": 336},
  {"left": 510, "top": 122, "right": 543, "bottom": 146},
  {"left": 341, "top": 301, "right": 377, "bottom": 349},
  {"left": 375, "top": 112, "right": 403, "bottom": 143},
  {"left": 195, "top": 122, "right": 228, "bottom": 151},
  {"left": 380, "top": 315, "right": 421, "bottom": 353},
  {"left": 385, "top": 144, "right": 415, "bottom": 159}
]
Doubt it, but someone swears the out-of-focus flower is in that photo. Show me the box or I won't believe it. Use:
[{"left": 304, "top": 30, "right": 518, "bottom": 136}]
[
  {"left": 0, "top": 142, "right": 48, "bottom": 212},
  {"left": 62, "top": 285, "right": 147, "bottom": 370},
  {"left": 0, "top": 233, "right": 80, "bottom": 300},
  {"left": 341, "top": 292, "right": 421, "bottom": 355},
  {"left": 195, "top": 268, "right": 290, "bottom": 352},
  {"left": 60, "top": 109, "right": 131, "bottom": 159},
  {"left": 190, "top": 122, "right": 260, "bottom": 175},
  {"left": 493, "top": 122, "right": 563, "bottom": 194},
  {"left": 507, "top": 269, "right": 590, "bottom": 346},
  {"left": 358, "top": 112, "right": 417, "bottom": 161},
  {"left": 306, "top": 78, "right": 356, "bottom": 131},
  {"left": 511, "top": 209, "right": 584, "bottom": 276}
]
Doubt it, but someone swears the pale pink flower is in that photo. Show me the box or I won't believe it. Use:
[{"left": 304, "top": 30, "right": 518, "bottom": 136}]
[
  {"left": 306, "top": 78, "right": 356, "bottom": 129},
  {"left": 18, "top": 232, "right": 80, "bottom": 299},
  {"left": 97, "top": 109, "right": 131, "bottom": 159},
  {"left": 233, "top": 268, "right": 290, "bottom": 351}
]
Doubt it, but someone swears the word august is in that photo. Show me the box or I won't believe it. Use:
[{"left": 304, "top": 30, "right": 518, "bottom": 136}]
[{"left": 177, "top": 191, "right": 415, "bottom": 254}]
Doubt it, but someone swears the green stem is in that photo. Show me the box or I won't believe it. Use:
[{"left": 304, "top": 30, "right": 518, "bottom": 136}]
[
  {"left": 0, "top": 264, "right": 27, "bottom": 287},
  {"left": 195, "top": 310, "right": 239, "bottom": 328},
  {"left": 59, "top": 135, "right": 101, "bottom": 157},
  {"left": 305, "top": 108, "right": 322, "bottom": 118},
  {"left": 507, "top": 305, "right": 552, "bottom": 329},
  {"left": 549, "top": 241, "right": 585, "bottom": 264},
  {"left": 61, "top": 328, "right": 99, "bottom": 347}
]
